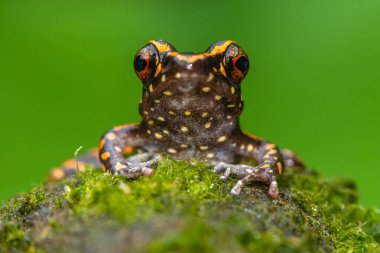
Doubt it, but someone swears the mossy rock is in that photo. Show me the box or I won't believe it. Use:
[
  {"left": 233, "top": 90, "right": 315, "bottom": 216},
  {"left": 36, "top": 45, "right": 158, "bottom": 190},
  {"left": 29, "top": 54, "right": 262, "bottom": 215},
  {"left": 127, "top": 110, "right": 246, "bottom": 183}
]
[{"left": 0, "top": 158, "right": 379, "bottom": 252}]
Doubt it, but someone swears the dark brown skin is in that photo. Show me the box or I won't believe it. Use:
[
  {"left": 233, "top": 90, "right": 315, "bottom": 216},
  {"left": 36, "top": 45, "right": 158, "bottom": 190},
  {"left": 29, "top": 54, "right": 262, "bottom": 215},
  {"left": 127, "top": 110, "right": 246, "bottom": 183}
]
[{"left": 50, "top": 40, "right": 304, "bottom": 198}]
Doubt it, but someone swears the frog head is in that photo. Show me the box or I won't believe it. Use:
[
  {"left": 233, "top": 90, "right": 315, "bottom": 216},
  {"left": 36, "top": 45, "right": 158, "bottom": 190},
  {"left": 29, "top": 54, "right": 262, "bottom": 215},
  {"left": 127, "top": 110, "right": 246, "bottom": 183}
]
[{"left": 134, "top": 40, "right": 250, "bottom": 131}]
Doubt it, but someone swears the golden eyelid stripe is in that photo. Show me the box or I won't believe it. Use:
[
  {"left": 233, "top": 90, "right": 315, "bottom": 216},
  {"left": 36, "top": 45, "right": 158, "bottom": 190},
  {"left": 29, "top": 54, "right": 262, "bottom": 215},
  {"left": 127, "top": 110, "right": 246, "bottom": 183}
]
[
  {"left": 149, "top": 40, "right": 172, "bottom": 53},
  {"left": 209, "top": 40, "right": 235, "bottom": 55}
]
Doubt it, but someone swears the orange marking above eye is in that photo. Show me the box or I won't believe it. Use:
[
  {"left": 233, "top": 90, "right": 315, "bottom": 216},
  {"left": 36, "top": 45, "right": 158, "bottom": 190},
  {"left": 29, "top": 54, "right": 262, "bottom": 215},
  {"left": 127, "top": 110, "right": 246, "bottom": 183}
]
[
  {"left": 149, "top": 40, "right": 173, "bottom": 53},
  {"left": 209, "top": 40, "right": 235, "bottom": 55}
]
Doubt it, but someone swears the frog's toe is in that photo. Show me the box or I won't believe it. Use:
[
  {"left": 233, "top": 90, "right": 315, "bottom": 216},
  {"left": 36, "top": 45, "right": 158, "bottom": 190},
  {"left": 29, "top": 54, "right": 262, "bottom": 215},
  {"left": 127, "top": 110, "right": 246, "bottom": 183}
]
[
  {"left": 118, "top": 163, "right": 154, "bottom": 179},
  {"left": 116, "top": 155, "right": 160, "bottom": 179},
  {"left": 212, "top": 162, "right": 256, "bottom": 179},
  {"left": 212, "top": 161, "right": 280, "bottom": 198}
]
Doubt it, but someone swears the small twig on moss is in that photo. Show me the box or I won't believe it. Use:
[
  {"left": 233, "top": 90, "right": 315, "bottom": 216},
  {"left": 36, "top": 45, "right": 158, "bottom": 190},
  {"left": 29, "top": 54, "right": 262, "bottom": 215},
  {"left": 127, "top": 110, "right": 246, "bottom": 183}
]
[{"left": 74, "top": 146, "right": 83, "bottom": 172}]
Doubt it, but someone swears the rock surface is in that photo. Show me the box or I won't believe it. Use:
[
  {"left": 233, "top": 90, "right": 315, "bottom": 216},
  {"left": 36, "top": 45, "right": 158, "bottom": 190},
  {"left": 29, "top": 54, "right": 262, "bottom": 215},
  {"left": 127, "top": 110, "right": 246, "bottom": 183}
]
[{"left": 1, "top": 158, "right": 379, "bottom": 252}]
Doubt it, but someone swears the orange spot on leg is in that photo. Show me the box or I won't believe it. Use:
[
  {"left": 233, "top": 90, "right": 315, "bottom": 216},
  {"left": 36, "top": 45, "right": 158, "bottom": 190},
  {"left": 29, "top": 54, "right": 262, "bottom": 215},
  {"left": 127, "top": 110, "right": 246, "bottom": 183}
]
[{"left": 123, "top": 146, "right": 134, "bottom": 155}]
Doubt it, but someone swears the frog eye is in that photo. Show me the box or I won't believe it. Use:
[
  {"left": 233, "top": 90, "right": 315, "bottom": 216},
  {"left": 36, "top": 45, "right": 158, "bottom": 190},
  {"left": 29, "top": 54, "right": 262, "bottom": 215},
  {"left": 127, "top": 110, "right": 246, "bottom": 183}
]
[
  {"left": 223, "top": 43, "right": 250, "bottom": 84},
  {"left": 134, "top": 44, "right": 159, "bottom": 82}
]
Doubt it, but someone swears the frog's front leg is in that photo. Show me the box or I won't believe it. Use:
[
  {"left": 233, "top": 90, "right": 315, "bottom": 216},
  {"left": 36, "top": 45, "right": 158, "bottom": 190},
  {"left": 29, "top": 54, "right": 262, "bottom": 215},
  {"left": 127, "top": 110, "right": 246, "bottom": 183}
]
[
  {"left": 213, "top": 133, "right": 291, "bottom": 198},
  {"left": 99, "top": 123, "right": 158, "bottom": 178}
]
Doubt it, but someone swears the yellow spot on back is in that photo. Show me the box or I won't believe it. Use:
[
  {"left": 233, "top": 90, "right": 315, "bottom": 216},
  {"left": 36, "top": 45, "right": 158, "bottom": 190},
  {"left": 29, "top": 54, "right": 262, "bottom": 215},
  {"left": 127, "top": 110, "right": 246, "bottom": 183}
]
[
  {"left": 143, "top": 111, "right": 149, "bottom": 115},
  {"left": 175, "top": 73, "right": 181, "bottom": 79},
  {"left": 206, "top": 153, "right": 215, "bottom": 158},
  {"left": 227, "top": 104, "right": 236, "bottom": 108},
  {"left": 247, "top": 144, "right": 254, "bottom": 152},
  {"left": 161, "top": 74, "right": 166, "bottom": 82},
  {"left": 101, "top": 152, "right": 110, "bottom": 160},
  {"left": 200, "top": 146, "right": 208, "bottom": 150},
  {"left": 163, "top": 91, "right": 172, "bottom": 96},
  {"left": 202, "top": 112, "right": 208, "bottom": 117},
  {"left": 214, "top": 95, "right": 222, "bottom": 100},
  {"left": 206, "top": 73, "right": 214, "bottom": 82},
  {"left": 212, "top": 67, "right": 218, "bottom": 72},
  {"left": 149, "top": 84, "right": 154, "bottom": 92},
  {"left": 154, "top": 100, "right": 160, "bottom": 104},
  {"left": 167, "top": 148, "right": 177, "bottom": 154},
  {"left": 163, "top": 130, "right": 169, "bottom": 134},
  {"left": 149, "top": 120, "right": 154, "bottom": 126},
  {"left": 205, "top": 122, "right": 211, "bottom": 129},
  {"left": 169, "top": 111, "right": 175, "bottom": 115},
  {"left": 147, "top": 130, "right": 151, "bottom": 134},
  {"left": 184, "top": 111, "right": 191, "bottom": 116},
  {"left": 155, "top": 133, "right": 163, "bottom": 139},
  {"left": 202, "top": 87, "right": 210, "bottom": 92},
  {"left": 231, "top": 86, "right": 235, "bottom": 94},
  {"left": 260, "top": 164, "right": 271, "bottom": 169},
  {"left": 180, "top": 144, "right": 188, "bottom": 148},
  {"left": 217, "top": 136, "right": 227, "bottom": 142},
  {"left": 226, "top": 115, "right": 232, "bottom": 119},
  {"left": 158, "top": 116, "right": 165, "bottom": 121},
  {"left": 181, "top": 126, "right": 189, "bottom": 132},
  {"left": 115, "top": 146, "right": 122, "bottom": 152}
]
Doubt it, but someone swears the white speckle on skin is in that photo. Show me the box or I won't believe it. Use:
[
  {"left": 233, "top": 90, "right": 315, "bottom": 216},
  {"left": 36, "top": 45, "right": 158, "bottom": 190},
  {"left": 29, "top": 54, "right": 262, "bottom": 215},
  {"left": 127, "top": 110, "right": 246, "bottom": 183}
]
[{"left": 175, "top": 73, "right": 181, "bottom": 79}]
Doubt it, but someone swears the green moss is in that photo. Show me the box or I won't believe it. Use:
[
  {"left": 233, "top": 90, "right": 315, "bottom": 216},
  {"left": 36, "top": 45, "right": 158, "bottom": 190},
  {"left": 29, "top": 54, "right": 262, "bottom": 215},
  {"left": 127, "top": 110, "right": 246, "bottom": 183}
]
[{"left": 0, "top": 158, "right": 379, "bottom": 252}]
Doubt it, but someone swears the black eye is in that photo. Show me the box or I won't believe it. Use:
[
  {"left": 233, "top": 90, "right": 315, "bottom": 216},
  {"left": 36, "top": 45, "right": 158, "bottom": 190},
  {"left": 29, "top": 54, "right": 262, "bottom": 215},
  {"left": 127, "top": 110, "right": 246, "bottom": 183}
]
[
  {"left": 223, "top": 43, "right": 250, "bottom": 84},
  {"left": 235, "top": 56, "right": 249, "bottom": 74},
  {"left": 134, "top": 55, "right": 147, "bottom": 72},
  {"left": 134, "top": 44, "right": 159, "bottom": 82}
]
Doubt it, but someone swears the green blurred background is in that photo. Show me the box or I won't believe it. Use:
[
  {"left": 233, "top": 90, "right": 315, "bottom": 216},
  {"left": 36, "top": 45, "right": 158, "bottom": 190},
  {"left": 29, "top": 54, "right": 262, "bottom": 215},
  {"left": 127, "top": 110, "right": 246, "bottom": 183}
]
[{"left": 0, "top": 0, "right": 379, "bottom": 207}]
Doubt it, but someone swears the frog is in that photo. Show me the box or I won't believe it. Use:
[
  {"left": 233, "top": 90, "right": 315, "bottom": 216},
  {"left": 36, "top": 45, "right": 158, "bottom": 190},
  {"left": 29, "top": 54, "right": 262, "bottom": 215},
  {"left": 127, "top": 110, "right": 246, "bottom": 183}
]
[{"left": 49, "top": 40, "right": 304, "bottom": 198}]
